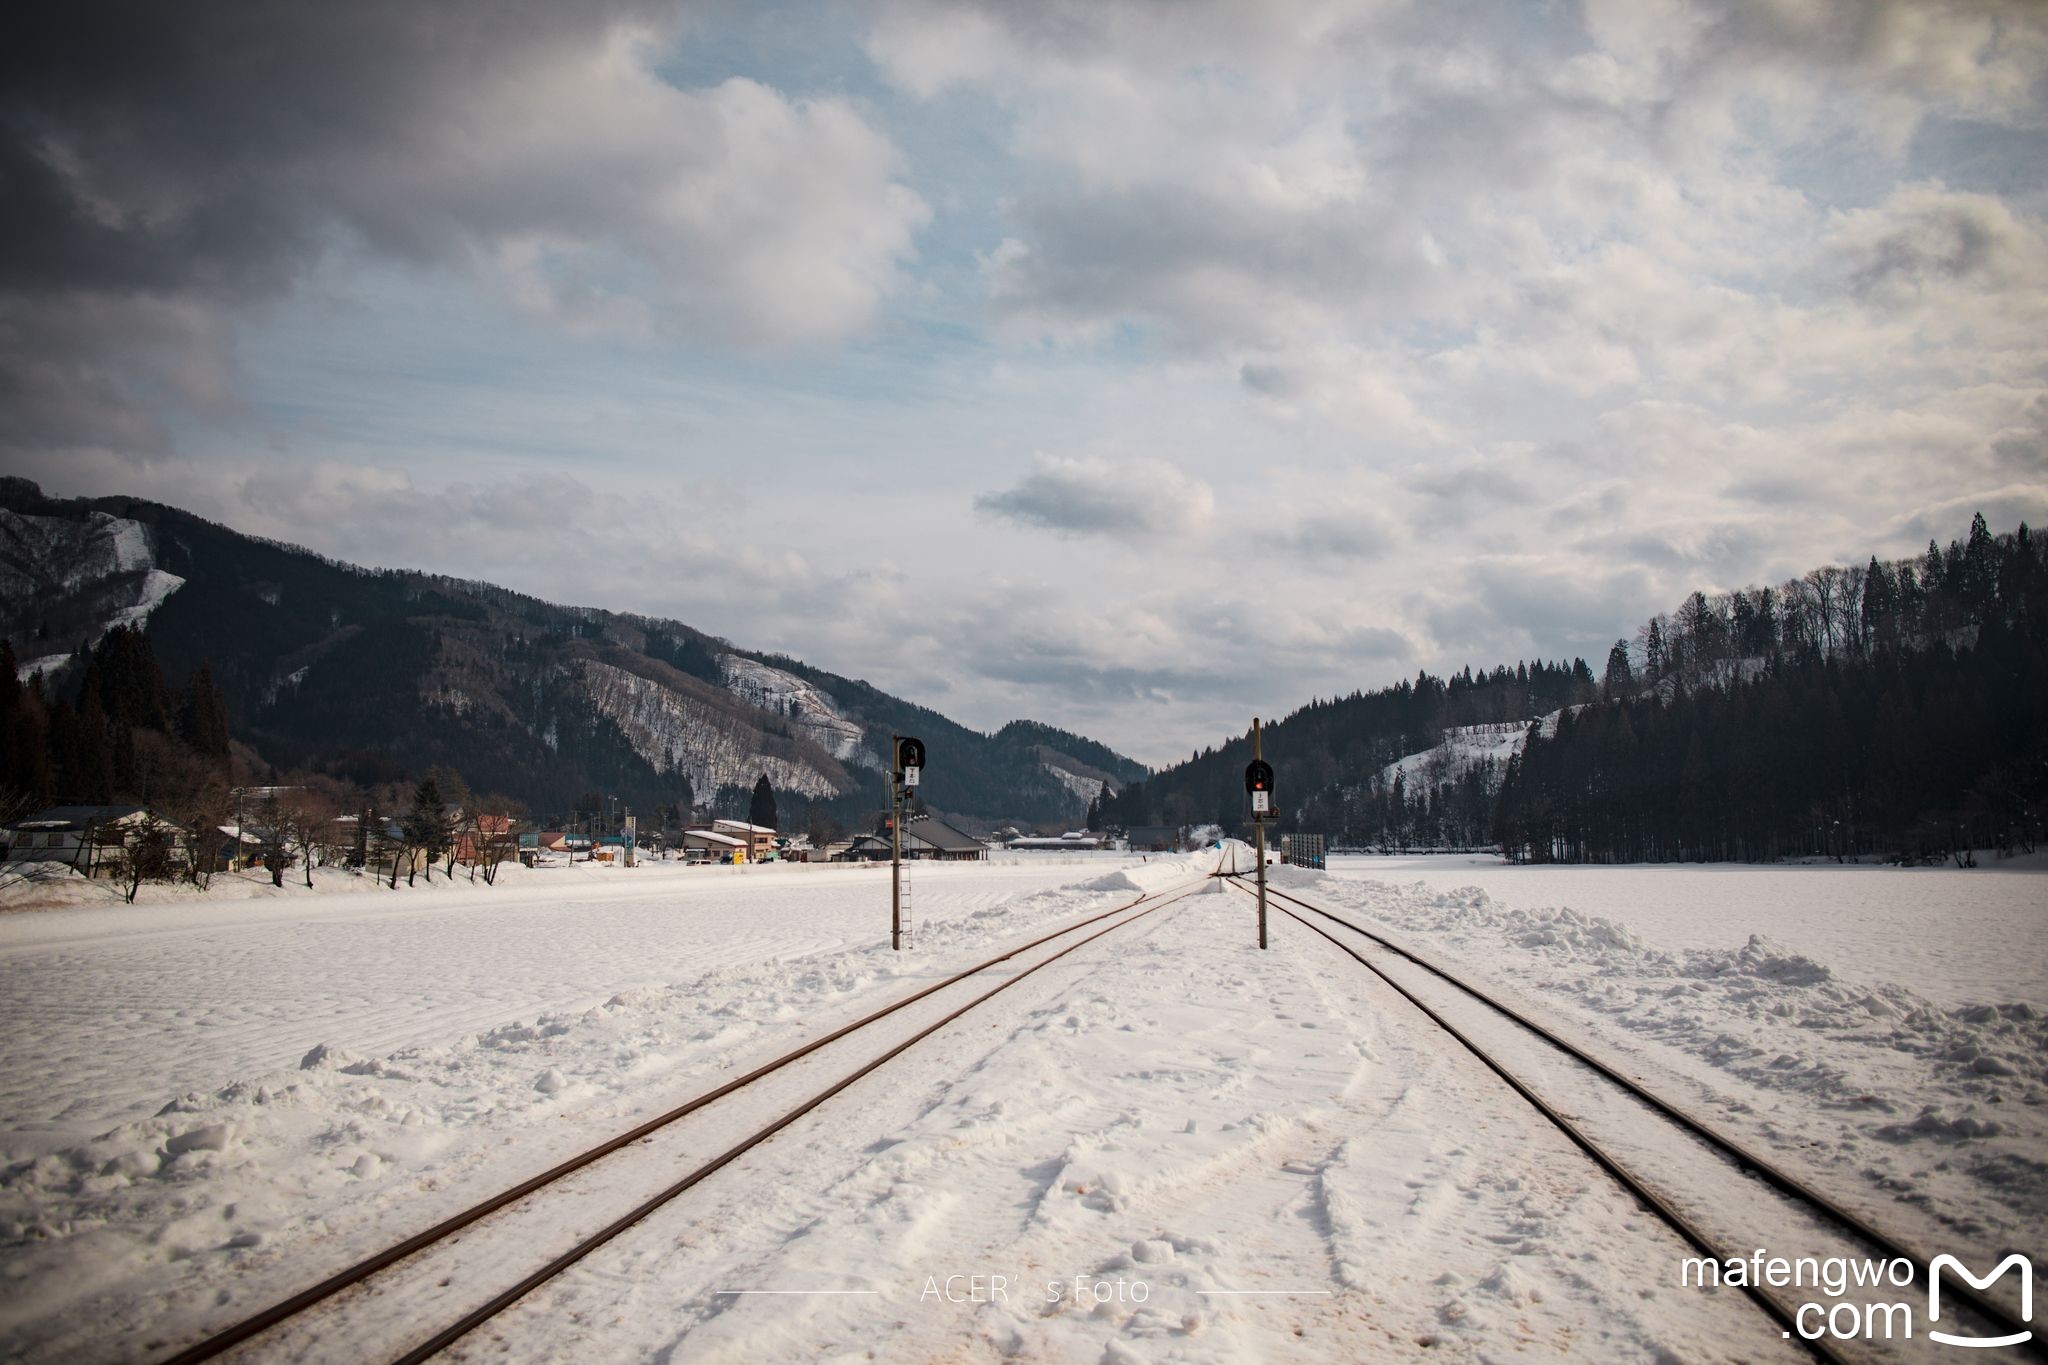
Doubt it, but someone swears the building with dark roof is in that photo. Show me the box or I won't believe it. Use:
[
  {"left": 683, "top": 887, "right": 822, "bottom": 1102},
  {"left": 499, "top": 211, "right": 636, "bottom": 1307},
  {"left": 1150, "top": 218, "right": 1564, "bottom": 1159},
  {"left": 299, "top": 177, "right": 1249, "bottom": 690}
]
[{"left": 835, "top": 812, "right": 988, "bottom": 862}]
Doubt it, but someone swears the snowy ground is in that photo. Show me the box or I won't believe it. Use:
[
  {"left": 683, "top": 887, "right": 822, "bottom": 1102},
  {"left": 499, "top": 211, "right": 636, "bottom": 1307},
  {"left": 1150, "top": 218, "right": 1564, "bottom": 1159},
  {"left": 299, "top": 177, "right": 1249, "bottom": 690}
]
[
  {"left": 1311, "top": 858, "right": 2047, "bottom": 1329},
  {"left": 0, "top": 852, "right": 2041, "bottom": 1360},
  {"left": 1328, "top": 853, "right": 2048, "bottom": 1010},
  {"left": 0, "top": 854, "right": 1144, "bottom": 1150}
]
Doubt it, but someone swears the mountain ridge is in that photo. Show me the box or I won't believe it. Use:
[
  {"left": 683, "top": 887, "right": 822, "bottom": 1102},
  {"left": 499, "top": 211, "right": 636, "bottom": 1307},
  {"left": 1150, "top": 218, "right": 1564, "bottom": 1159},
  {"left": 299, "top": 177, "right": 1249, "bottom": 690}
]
[{"left": 0, "top": 479, "right": 1148, "bottom": 829}]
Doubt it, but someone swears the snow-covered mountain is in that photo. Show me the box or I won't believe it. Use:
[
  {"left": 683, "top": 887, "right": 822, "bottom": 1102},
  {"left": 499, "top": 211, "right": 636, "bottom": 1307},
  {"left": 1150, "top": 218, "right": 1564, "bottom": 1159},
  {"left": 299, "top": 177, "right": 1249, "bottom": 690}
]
[
  {"left": 0, "top": 481, "right": 1147, "bottom": 823},
  {"left": 1377, "top": 720, "right": 1531, "bottom": 791},
  {"left": 582, "top": 657, "right": 846, "bottom": 800},
  {"left": 719, "top": 654, "right": 870, "bottom": 768},
  {"left": 0, "top": 501, "right": 186, "bottom": 681}
]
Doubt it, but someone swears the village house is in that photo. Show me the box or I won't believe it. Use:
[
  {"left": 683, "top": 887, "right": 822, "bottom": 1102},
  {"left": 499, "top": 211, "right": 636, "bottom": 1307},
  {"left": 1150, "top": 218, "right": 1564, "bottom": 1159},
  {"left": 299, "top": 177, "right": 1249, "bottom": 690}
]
[
  {"left": 1007, "top": 831, "right": 1107, "bottom": 851},
  {"left": 682, "top": 827, "right": 748, "bottom": 862},
  {"left": 834, "top": 812, "right": 987, "bottom": 862},
  {"left": 2, "top": 805, "right": 191, "bottom": 877},
  {"left": 710, "top": 818, "right": 776, "bottom": 861},
  {"left": 453, "top": 812, "right": 516, "bottom": 866}
]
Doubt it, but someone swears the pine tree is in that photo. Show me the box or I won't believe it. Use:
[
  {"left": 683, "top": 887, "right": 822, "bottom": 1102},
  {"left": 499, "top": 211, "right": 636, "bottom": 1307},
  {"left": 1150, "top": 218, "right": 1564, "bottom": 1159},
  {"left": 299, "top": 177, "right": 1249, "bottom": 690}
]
[
  {"left": 402, "top": 778, "right": 448, "bottom": 886},
  {"left": 748, "top": 773, "right": 778, "bottom": 831},
  {"left": 179, "top": 665, "right": 231, "bottom": 761},
  {"left": 1602, "top": 640, "right": 1634, "bottom": 700}
]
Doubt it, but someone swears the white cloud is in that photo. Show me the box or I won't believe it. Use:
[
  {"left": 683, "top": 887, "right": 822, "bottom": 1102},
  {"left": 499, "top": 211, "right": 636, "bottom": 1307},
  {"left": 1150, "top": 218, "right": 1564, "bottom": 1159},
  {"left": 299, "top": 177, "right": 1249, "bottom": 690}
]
[{"left": 8, "top": 0, "right": 2048, "bottom": 765}]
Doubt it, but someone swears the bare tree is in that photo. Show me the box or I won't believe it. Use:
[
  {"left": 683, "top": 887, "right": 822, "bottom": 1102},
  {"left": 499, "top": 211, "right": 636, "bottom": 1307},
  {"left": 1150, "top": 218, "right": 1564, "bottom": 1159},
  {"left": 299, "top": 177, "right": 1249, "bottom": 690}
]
[
  {"left": 469, "top": 794, "right": 522, "bottom": 885},
  {"left": 281, "top": 784, "right": 341, "bottom": 889},
  {"left": 1777, "top": 576, "right": 1819, "bottom": 657},
  {"left": 1836, "top": 563, "right": 1867, "bottom": 658},
  {"left": 384, "top": 818, "right": 412, "bottom": 889},
  {"left": 174, "top": 779, "right": 234, "bottom": 890},
  {"left": 1804, "top": 566, "right": 1845, "bottom": 656},
  {"left": 119, "top": 813, "right": 179, "bottom": 903},
  {"left": 252, "top": 792, "right": 292, "bottom": 887}
]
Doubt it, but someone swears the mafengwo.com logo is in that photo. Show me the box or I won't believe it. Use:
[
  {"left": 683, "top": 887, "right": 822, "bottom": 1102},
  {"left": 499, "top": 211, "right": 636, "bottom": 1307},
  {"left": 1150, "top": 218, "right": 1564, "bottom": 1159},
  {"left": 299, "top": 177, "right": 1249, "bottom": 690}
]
[{"left": 1679, "top": 1249, "right": 2033, "bottom": 1347}]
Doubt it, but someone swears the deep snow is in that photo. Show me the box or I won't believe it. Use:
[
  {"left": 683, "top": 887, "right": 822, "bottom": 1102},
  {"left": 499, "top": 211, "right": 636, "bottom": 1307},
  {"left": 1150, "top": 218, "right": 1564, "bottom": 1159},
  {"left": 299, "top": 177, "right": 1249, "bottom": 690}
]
[
  {"left": 0, "top": 852, "right": 2040, "bottom": 1361},
  {"left": 1327, "top": 853, "right": 2048, "bottom": 1010}
]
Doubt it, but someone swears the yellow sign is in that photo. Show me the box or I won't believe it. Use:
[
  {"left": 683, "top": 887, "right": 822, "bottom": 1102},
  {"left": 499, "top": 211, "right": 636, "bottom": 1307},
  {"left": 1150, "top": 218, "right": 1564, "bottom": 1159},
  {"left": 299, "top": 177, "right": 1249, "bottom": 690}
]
[{"left": 732, "top": 849, "right": 744, "bottom": 866}]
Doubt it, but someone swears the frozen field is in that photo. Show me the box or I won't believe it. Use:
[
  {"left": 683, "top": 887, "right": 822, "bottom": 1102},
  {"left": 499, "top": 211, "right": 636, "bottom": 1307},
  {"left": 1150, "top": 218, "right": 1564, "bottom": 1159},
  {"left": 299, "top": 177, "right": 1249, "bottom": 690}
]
[
  {"left": 0, "top": 853, "right": 1141, "bottom": 1150},
  {"left": 1, "top": 851, "right": 2042, "bottom": 1361},
  {"left": 1329, "top": 854, "right": 2048, "bottom": 1010}
]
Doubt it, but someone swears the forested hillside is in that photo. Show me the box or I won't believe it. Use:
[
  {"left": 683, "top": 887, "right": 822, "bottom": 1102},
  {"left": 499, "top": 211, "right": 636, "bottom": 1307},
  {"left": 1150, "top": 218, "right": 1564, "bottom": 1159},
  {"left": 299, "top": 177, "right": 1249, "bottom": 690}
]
[
  {"left": 0, "top": 481, "right": 1146, "bottom": 831},
  {"left": 1498, "top": 515, "right": 2046, "bottom": 863},
  {"left": 1138, "top": 659, "right": 1599, "bottom": 845},
  {"left": 1143, "top": 513, "right": 2046, "bottom": 864}
]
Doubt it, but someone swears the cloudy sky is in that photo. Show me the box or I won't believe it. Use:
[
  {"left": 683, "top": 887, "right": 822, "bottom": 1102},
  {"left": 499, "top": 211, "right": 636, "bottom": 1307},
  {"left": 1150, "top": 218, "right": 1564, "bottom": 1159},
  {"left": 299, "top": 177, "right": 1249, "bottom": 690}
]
[{"left": 5, "top": 0, "right": 2046, "bottom": 765}]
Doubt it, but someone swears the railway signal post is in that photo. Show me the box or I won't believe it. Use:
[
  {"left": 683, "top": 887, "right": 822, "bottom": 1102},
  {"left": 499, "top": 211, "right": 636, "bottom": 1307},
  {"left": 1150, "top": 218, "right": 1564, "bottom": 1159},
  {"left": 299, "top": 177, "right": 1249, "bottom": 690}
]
[
  {"left": 1246, "top": 721, "right": 1274, "bottom": 949},
  {"left": 892, "top": 734, "right": 925, "bottom": 951}
]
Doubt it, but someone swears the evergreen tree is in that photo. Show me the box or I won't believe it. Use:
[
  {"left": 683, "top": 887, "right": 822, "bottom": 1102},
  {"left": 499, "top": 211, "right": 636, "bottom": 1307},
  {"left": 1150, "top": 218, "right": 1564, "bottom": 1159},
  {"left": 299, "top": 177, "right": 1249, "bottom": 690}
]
[
  {"left": 402, "top": 777, "right": 448, "bottom": 886},
  {"left": 1601, "top": 640, "right": 1633, "bottom": 700},
  {"left": 178, "top": 665, "right": 231, "bottom": 761},
  {"left": 748, "top": 773, "right": 778, "bottom": 830}
]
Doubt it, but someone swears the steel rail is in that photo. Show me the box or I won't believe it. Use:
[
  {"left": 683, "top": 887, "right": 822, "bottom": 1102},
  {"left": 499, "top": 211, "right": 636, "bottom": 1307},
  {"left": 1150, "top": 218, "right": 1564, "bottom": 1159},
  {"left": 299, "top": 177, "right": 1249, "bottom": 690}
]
[
  {"left": 390, "top": 875, "right": 1206, "bottom": 1363},
  {"left": 1226, "top": 877, "right": 1851, "bottom": 1359},
  {"left": 1235, "top": 875, "right": 2040, "bottom": 1356},
  {"left": 160, "top": 866, "right": 1216, "bottom": 1365}
]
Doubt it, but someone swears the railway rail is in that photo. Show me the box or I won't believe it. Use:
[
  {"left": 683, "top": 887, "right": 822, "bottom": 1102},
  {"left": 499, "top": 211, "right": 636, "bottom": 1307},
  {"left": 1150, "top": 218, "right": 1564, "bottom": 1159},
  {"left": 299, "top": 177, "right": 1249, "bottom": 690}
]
[
  {"left": 1226, "top": 872, "right": 2040, "bottom": 1363},
  {"left": 160, "top": 863, "right": 1219, "bottom": 1364}
]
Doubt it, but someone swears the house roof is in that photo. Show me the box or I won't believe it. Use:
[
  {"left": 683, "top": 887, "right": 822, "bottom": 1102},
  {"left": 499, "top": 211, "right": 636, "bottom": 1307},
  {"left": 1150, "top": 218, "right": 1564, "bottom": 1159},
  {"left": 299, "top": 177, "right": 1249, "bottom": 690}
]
[
  {"left": 685, "top": 829, "right": 746, "bottom": 847},
  {"left": 712, "top": 819, "right": 775, "bottom": 834},
  {"left": 18, "top": 804, "right": 149, "bottom": 827},
  {"left": 902, "top": 813, "right": 984, "bottom": 854}
]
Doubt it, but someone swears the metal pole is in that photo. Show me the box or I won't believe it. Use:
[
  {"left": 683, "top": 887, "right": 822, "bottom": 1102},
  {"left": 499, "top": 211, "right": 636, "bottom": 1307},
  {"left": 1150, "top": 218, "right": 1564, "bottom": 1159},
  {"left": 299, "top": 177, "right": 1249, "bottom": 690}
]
[
  {"left": 1254, "top": 718, "right": 1267, "bottom": 950},
  {"left": 890, "top": 734, "right": 903, "bottom": 951}
]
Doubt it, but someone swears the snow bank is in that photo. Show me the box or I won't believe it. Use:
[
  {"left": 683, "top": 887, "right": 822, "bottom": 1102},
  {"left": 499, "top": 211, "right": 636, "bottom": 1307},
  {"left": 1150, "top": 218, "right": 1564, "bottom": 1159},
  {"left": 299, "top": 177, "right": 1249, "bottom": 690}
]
[{"left": 1305, "top": 875, "right": 2048, "bottom": 1258}]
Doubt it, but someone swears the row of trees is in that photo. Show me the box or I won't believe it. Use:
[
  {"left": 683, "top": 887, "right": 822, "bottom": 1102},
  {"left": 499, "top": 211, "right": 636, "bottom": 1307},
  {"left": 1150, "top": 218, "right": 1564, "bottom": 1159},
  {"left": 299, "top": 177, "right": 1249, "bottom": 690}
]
[
  {"left": 1139, "top": 658, "right": 1603, "bottom": 841},
  {"left": 1, "top": 628, "right": 231, "bottom": 820},
  {"left": 239, "top": 769, "right": 523, "bottom": 891},
  {"left": 1137, "top": 513, "right": 2045, "bottom": 865},
  {"left": 1499, "top": 517, "right": 2048, "bottom": 863},
  {"left": 1, "top": 626, "right": 533, "bottom": 894},
  {"left": 1084, "top": 778, "right": 1154, "bottom": 832},
  {"left": 1598, "top": 515, "right": 2046, "bottom": 700},
  {"left": 1497, "top": 619, "right": 2046, "bottom": 863}
]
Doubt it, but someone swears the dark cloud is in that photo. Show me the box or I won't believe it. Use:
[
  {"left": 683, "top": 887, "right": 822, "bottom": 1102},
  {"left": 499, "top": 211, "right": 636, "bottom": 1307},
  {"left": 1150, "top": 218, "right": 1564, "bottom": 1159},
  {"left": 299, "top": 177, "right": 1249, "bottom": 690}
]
[
  {"left": 974, "top": 454, "right": 1213, "bottom": 537},
  {"left": 1, "top": 3, "right": 657, "bottom": 297},
  {"left": 0, "top": 0, "right": 924, "bottom": 466}
]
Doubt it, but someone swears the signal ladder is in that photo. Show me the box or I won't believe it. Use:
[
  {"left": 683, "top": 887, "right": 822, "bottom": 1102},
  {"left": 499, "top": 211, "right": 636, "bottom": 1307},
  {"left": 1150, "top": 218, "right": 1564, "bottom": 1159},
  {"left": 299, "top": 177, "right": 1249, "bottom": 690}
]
[{"left": 899, "top": 860, "right": 915, "bottom": 948}]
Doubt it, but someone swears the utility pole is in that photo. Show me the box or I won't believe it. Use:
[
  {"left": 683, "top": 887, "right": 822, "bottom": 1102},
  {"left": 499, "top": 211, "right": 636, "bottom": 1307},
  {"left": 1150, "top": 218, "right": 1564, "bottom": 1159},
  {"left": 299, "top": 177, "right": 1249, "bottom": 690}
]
[
  {"left": 891, "top": 735, "right": 903, "bottom": 952},
  {"left": 890, "top": 735, "right": 925, "bottom": 951},
  {"left": 1253, "top": 718, "right": 1267, "bottom": 950}
]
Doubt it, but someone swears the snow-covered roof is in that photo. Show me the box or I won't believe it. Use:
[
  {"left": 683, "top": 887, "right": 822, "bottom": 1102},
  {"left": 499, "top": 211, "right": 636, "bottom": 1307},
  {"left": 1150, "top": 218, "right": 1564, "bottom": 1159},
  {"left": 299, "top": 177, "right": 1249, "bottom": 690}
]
[
  {"left": 685, "top": 829, "right": 746, "bottom": 847},
  {"left": 11, "top": 805, "right": 153, "bottom": 831},
  {"left": 712, "top": 819, "right": 775, "bottom": 834}
]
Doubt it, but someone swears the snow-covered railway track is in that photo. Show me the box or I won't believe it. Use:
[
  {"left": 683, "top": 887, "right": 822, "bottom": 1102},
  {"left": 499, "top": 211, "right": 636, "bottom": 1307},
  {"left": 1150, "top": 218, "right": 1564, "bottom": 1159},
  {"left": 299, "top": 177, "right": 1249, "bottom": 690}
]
[
  {"left": 1229, "top": 876, "right": 2039, "bottom": 1364},
  {"left": 157, "top": 867, "right": 1220, "bottom": 1365}
]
